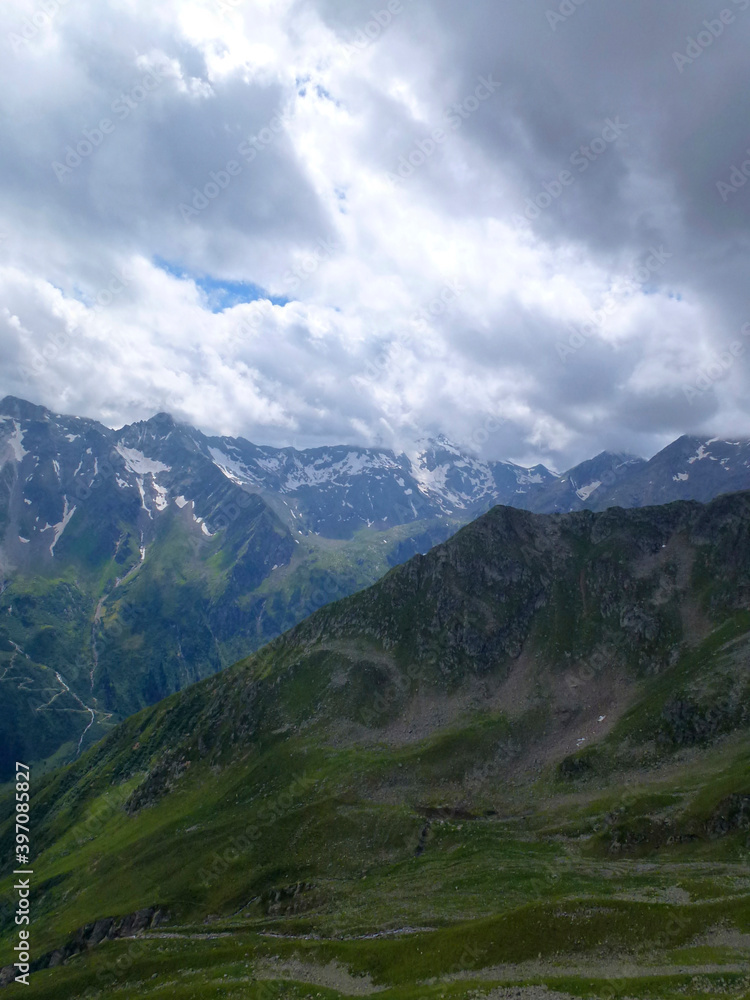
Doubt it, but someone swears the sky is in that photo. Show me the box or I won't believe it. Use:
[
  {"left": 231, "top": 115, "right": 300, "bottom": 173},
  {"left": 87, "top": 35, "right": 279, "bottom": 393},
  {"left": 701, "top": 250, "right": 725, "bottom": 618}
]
[{"left": 1, "top": 0, "right": 749, "bottom": 468}]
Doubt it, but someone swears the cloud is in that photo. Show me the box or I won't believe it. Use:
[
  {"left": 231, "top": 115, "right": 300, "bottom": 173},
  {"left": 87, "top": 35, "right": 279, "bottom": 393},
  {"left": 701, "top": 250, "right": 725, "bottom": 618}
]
[{"left": 1, "top": 0, "right": 750, "bottom": 468}]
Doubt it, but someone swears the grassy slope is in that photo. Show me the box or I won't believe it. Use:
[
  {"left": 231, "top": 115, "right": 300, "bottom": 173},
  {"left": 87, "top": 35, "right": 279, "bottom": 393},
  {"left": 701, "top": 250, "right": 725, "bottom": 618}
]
[
  {"left": 2, "top": 631, "right": 750, "bottom": 997},
  {"left": 2, "top": 498, "right": 750, "bottom": 997},
  {"left": 0, "top": 513, "right": 460, "bottom": 777},
  {"left": 2, "top": 710, "right": 749, "bottom": 997}
]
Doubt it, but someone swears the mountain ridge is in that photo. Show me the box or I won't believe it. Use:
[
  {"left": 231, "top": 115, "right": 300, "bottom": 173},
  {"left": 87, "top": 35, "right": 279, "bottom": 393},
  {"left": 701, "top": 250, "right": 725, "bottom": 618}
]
[
  {"left": 3, "top": 489, "right": 750, "bottom": 995},
  {"left": 2, "top": 394, "right": 750, "bottom": 778},
  {"left": 4, "top": 395, "right": 749, "bottom": 527}
]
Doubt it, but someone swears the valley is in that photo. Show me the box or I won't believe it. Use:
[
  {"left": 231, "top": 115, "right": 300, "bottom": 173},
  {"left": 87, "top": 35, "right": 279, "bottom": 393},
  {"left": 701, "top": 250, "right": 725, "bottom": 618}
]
[
  {"left": 2, "top": 397, "right": 750, "bottom": 779},
  {"left": 1, "top": 493, "right": 749, "bottom": 997}
]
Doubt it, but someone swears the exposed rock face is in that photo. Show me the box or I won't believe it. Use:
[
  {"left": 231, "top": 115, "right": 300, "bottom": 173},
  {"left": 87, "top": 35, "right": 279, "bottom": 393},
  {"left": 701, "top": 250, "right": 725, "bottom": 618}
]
[
  {"left": 0, "top": 907, "right": 168, "bottom": 987},
  {"left": 124, "top": 755, "right": 194, "bottom": 815},
  {"left": 706, "top": 795, "right": 750, "bottom": 838}
]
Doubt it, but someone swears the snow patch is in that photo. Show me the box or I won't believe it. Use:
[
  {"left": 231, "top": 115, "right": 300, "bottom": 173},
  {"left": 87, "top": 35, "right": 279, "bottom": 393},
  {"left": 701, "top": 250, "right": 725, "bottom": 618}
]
[
  {"left": 254, "top": 455, "right": 283, "bottom": 474},
  {"left": 5, "top": 421, "right": 27, "bottom": 462},
  {"left": 49, "top": 498, "right": 77, "bottom": 555},
  {"left": 576, "top": 480, "right": 601, "bottom": 502},
  {"left": 152, "top": 481, "right": 169, "bottom": 512},
  {"left": 409, "top": 459, "right": 454, "bottom": 503},
  {"left": 208, "top": 447, "right": 253, "bottom": 486},
  {"left": 673, "top": 472, "right": 689, "bottom": 482},
  {"left": 517, "top": 471, "right": 544, "bottom": 485},
  {"left": 282, "top": 451, "right": 385, "bottom": 490},
  {"left": 135, "top": 477, "right": 152, "bottom": 518},
  {"left": 116, "top": 446, "right": 170, "bottom": 476},
  {"left": 174, "top": 495, "right": 189, "bottom": 508},
  {"left": 189, "top": 501, "right": 212, "bottom": 536}
]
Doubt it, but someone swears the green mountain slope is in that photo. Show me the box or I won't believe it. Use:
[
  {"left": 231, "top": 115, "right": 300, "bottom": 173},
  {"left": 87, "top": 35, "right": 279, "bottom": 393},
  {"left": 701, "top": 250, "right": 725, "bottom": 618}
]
[
  {"left": 1, "top": 512, "right": 458, "bottom": 781},
  {"left": 4, "top": 397, "right": 750, "bottom": 783},
  {"left": 2, "top": 494, "right": 750, "bottom": 997},
  {"left": 0, "top": 399, "right": 462, "bottom": 778},
  {"left": 3, "top": 512, "right": 461, "bottom": 762}
]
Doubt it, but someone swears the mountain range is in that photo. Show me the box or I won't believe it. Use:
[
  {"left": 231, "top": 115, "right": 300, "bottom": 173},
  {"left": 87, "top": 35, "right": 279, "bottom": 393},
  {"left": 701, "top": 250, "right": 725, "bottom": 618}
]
[
  {"left": 2, "top": 393, "right": 750, "bottom": 777},
  {"left": 2, "top": 490, "right": 750, "bottom": 996}
]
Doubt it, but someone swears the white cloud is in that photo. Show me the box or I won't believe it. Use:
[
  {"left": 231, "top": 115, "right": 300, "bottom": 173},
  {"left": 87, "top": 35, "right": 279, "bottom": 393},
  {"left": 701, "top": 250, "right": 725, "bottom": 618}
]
[{"left": 1, "top": 0, "right": 750, "bottom": 468}]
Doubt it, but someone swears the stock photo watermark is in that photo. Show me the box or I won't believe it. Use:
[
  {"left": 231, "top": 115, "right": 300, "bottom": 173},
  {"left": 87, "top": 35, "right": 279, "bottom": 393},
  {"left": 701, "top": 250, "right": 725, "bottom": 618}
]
[
  {"left": 716, "top": 146, "right": 750, "bottom": 202},
  {"left": 682, "top": 320, "right": 750, "bottom": 404},
  {"left": 282, "top": 237, "right": 340, "bottom": 292},
  {"left": 356, "top": 279, "right": 466, "bottom": 387},
  {"left": 52, "top": 66, "right": 166, "bottom": 181},
  {"left": 388, "top": 75, "right": 502, "bottom": 183},
  {"left": 216, "top": 0, "right": 243, "bottom": 15},
  {"left": 556, "top": 246, "right": 672, "bottom": 363},
  {"left": 8, "top": 0, "right": 70, "bottom": 52},
  {"left": 16, "top": 265, "right": 134, "bottom": 384},
  {"left": 672, "top": 0, "right": 749, "bottom": 72},
  {"left": 515, "top": 117, "right": 629, "bottom": 224},
  {"left": 178, "top": 105, "right": 294, "bottom": 221},
  {"left": 197, "top": 772, "right": 318, "bottom": 889},
  {"left": 547, "top": 0, "right": 588, "bottom": 32},
  {"left": 341, "top": 0, "right": 417, "bottom": 59}
]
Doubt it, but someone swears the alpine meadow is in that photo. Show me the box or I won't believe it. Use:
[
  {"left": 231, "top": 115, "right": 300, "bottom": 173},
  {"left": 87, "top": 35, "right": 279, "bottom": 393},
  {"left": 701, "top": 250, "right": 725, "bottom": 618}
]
[{"left": 2, "top": 2, "right": 750, "bottom": 998}]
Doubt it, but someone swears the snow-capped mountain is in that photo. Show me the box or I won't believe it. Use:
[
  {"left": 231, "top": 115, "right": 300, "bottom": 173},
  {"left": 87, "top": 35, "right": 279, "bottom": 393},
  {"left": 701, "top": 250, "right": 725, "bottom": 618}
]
[
  {"left": 404, "top": 435, "right": 555, "bottom": 516},
  {"left": 3, "top": 394, "right": 750, "bottom": 778},
  {"left": 3, "top": 397, "right": 750, "bottom": 565},
  {"left": 0, "top": 397, "right": 559, "bottom": 562},
  {"left": 587, "top": 436, "right": 750, "bottom": 510},
  {"left": 123, "top": 416, "right": 554, "bottom": 538},
  {"left": 529, "top": 451, "right": 647, "bottom": 513}
]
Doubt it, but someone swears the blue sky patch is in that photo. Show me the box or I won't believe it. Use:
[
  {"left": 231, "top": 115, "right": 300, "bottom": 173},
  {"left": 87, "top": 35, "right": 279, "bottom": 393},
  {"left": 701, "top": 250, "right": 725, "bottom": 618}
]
[{"left": 154, "top": 258, "right": 291, "bottom": 313}]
